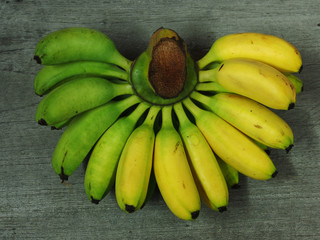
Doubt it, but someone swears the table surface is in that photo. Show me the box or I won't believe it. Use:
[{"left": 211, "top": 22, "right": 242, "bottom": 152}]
[{"left": 1, "top": 0, "right": 319, "bottom": 239}]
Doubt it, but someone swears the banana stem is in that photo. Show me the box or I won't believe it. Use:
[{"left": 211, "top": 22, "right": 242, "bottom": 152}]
[
  {"left": 173, "top": 102, "right": 189, "bottom": 126},
  {"left": 161, "top": 106, "right": 174, "bottom": 129},
  {"left": 183, "top": 98, "right": 202, "bottom": 117},
  {"left": 143, "top": 105, "right": 161, "bottom": 126},
  {"left": 128, "top": 102, "right": 150, "bottom": 121},
  {"left": 196, "top": 82, "right": 229, "bottom": 93},
  {"left": 190, "top": 91, "right": 212, "bottom": 107},
  {"left": 116, "top": 82, "right": 134, "bottom": 95},
  {"left": 198, "top": 68, "right": 218, "bottom": 83},
  {"left": 116, "top": 95, "right": 141, "bottom": 111}
]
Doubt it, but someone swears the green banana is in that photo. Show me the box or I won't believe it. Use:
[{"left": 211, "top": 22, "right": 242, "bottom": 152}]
[
  {"left": 84, "top": 102, "right": 150, "bottom": 204},
  {"left": 34, "top": 27, "right": 131, "bottom": 72},
  {"left": 51, "top": 95, "right": 141, "bottom": 180},
  {"left": 285, "top": 73, "right": 304, "bottom": 94},
  {"left": 34, "top": 61, "right": 129, "bottom": 96},
  {"left": 115, "top": 105, "right": 160, "bottom": 213},
  {"left": 35, "top": 77, "right": 133, "bottom": 126},
  {"left": 216, "top": 156, "right": 240, "bottom": 189}
]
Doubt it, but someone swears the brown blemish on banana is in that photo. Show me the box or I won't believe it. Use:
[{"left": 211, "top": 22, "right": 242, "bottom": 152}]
[
  {"left": 254, "top": 124, "right": 262, "bottom": 129},
  {"left": 174, "top": 141, "right": 180, "bottom": 153},
  {"left": 218, "top": 64, "right": 224, "bottom": 71}
]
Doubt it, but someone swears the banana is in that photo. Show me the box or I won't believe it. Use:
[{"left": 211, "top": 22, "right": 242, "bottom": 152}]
[
  {"left": 35, "top": 77, "right": 133, "bottom": 126},
  {"left": 51, "top": 95, "right": 141, "bottom": 180},
  {"left": 34, "top": 27, "right": 132, "bottom": 72},
  {"left": 197, "top": 32, "right": 302, "bottom": 73},
  {"left": 191, "top": 91, "right": 294, "bottom": 150},
  {"left": 195, "top": 81, "right": 230, "bottom": 93},
  {"left": 115, "top": 105, "right": 161, "bottom": 213},
  {"left": 285, "top": 73, "right": 304, "bottom": 94},
  {"left": 84, "top": 102, "right": 150, "bottom": 204},
  {"left": 34, "top": 61, "right": 129, "bottom": 96},
  {"left": 198, "top": 58, "right": 296, "bottom": 110},
  {"left": 183, "top": 98, "right": 277, "bottom": 180},
  {"left": 153, "top": 106, "right": 201, "bottom": 220},
  {"left": 173, "top": 102, "right": 228, "bottom": 212},
  {"left": 216, "top": 156, "right": 239, "bottom": 189}
]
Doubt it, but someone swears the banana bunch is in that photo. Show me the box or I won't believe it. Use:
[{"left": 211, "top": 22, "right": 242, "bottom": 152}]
[{"left": 33, "top": 27, "right": 303, "bottom": 220}]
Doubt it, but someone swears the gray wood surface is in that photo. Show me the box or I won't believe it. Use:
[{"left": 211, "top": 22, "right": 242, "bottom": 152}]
[{"left": 1, "top": 0, "right": 319, "bottom": 239}]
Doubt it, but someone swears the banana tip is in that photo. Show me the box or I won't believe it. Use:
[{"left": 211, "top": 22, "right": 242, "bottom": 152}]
[
  {"left": 218, "top": 206, "right": 227, "bottom": 213},
  {"left": 272, "top": 170, "right": 278, "bottom": 178},
  {"left": 191, "top": 210, "right": 200, "bottom": 219},
  {"left": 286, "top": 144, "right": 294, "bottom": 153},
  {"left": 34, "top": 55, "right": 42, "bottom": 64},
  {"left": 231, "top": 184, "right": 240, "bottom": 189},
  {"left": 299, "top": 65, "right": 303, "bottom": 74},
  {"left": 125, "top": 204, "right": 135, "bottom": 213},
  {"left": 288, "top": 103, "right": 295, "bottom": 110},
  {"left": 91, "top": 197, "right": 100, "bottom": 205},
  {"left": 38, "top": 118, "right": 47, "bottom": 126},
  {"left": 59, "top": 173, "right": 68, "bottom": 182}
]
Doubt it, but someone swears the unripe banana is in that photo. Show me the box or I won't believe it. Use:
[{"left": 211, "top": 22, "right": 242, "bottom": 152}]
[
  {"left": 84, "top": 102, "right": 150, "bottom": 203},
  {"left": 51, "top": 95, "right": 141, "bottom": 180},
  {"left": 154, "top": 106, "right": 201, "bottom": 220},
  {"left": 34, "top": 61, "right": 129, "bottom": 96},
  {"left": 35, "top": 77, "right": 133, "bottom": 126},
  {"left": 34, "top": 27, "right": 131, "bottom": 71},
  {"left": 183, "top": 98, "right": 277, "bottom": 181},
  {"left": 216, "top": 156, "right": 239, "bottom": 189},
  {"left": 192, "top": 92, "right": 294, "bottom": 150},
  {"left": 115, "top": 106, "right": 160, "bottom": 213},
  {"left": 199, "top": 58, "right": 296, "bottom": 110},
  {"left": 197, "top": 32, "right": 302, "bottom": 73},
  {"left": 174, "top": 102, "right": 228, "bottom": 212},
  {"left": 285, "top": 73, "right": 304, "bottom": 94}
]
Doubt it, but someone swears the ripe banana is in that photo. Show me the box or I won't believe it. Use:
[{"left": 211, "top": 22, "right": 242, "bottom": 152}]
[
  {"left": 35, "top": 77, "right": 133, "bottom": 126},
  {"left": 183, "top": 98, "right": 277, "bottom": 180},
  {"left": 198, "top": 58, "right": 296, "bottom": 110},
  {"left": 84, "top": 102, "right": 150, "bottom": 203},
  {"left": 51, "top": 95, "right": 141, "bottom": 180},
  {"left": 191, "top": 91, "right": 294, "bottom": 150},
  {"left": 115, "top": 105, "right": 161, "bottom": 213},
  {"left": 216, "top": 156, "right": 239, "bottom": 189},
  {"left": 173, "top": 102, "right": 228, "bottom": 212},
  {"left": 153, "top": 106, "right": 201, "bottom": 220},
  {"left": 34, "top": 27, "right": 131, "bottom": 71},
  {"left": 197, "top": 32, "right": 302, "bottom": 73},
  {"left": 34, "top": 61, "right": 129, "bottom": 96}
]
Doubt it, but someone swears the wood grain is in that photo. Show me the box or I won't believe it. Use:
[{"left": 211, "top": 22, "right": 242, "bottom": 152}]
[{"left": 1, "top": 0, "right": 319, "bottom": 239}]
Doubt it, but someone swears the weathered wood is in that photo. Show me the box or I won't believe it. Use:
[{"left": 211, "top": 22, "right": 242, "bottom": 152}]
[{"left": 1, "top": 0, "right": 319, "bottom": 239}]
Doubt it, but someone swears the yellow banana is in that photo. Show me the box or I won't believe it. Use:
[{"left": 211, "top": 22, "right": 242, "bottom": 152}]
[
  {"left": 173, "top": 102, "right": 228, "bottom": 212},
  {"left": 154, "top": 106, "right": 201, "bottom": 220},
  {"left": 183, "top": 98, "right": 277, "bottom": 181},
  {"left": 197, "top": 32, "right": 302, "bottom": 73},
  {"left": 115, "top": 105, "right": 161, "bottom": 213},
  {"left": 191, "top": 91, "right": 294, "bottom": 150},
  {"left": 84, "top": 102, "right": 150, "bottom": 203},
  {"left": 198, "top": 58, "right": 296, "bottom": 110}
]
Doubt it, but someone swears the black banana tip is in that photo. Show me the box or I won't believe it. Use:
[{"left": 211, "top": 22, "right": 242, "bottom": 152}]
[
  {"left": 191, "top": 210, "right": 200, "bottom": 219},
  {"left": 272, "top": 170, "right": 278, "bottom": 178},
  {"left": 286, "top": 144, "right": 294, "bottom": 153},
  {"left": 299, "top": 65, "right": 303, "bottom": 73},
  {"left": 91, "top": 197, "right": 100, "bottom": 204},
  {"left": 265, "top": 149, "right": 271, "bottom": 155},
  {"left": 288, "top": 103, "right": 295, "bottom": 110},
  {"left": 231, "top": 184, "right": 241, "bottom": 189},
  {"left": 125, "top": 204, "right": 136, "bottom": 213},
  {"left": 34, "top": 55, "right": 42, "bottom": 64},
  {"left": 218, "top": 206, "right": 227, "bottom": 213},
  {"left": 59, "top": 173, "right": 68, "bottom": 182},
  {"left": 38, "top": 118, "right": 47, "bottom": 126},
  {"left": 301, "top": 86, "right": 304, "bottom": 92}
]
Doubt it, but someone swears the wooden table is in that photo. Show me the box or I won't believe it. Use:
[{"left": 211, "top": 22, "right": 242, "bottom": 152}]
[{"left": 1, "top": 0, "right": 319, "bottom": 239}]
